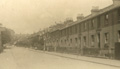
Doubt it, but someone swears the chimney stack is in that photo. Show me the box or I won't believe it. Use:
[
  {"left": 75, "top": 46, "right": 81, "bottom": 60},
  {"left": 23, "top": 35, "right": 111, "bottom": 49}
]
[
  {"left": 77, "top": 14, "right": 84, "bottom": 21},
  {"left": 113, "top": 0, "right": 120, "bottom": 5},
  {"left": 91, "top": 6, "right": 99, "bottom": 14},
  {"left": 64, "top": 17, "right": 73, "bottom": 24}
]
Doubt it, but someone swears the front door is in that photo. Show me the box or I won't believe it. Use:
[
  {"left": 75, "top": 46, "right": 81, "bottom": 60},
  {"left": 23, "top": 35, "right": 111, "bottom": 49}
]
[{"left": 115, "top": 42, "right": 120, "bottom": 60}]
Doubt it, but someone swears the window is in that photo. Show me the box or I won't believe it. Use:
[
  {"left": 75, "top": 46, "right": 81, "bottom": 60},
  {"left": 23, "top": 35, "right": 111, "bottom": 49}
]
[
  {"left": 70, "top": 39, "right": 72, "bottom": 43},
  {"left": 61, "top": 30, "right": 63, "bottom": 36},
  {"left": 67, "top": 39, "right": 69, "bottom": 44},
  {"left": 105, "top": 33, "right": 109, "bottom": 44},
  {"left": 84, "top": 22, "right": 87, "bottom": 30},
  {"left": 64, "top": 29, "right": 66, "bottom": 36},
  {"left": 104, "top": 33, "right": 109, "bottom": 49},
  {"left": 97, "top": 16, "right": 100, "bottom": 28},
  {"left": 79, "top": 37, "right": 81, "bottom": 44},
  {"left": 75, "top": 25, "right": 77, "bottom": 33},
  {"left": 66, "top": 28, "right": 69, "bottom": 36},
  {"left": 118, "top": 8, "right": 120, "bottom": 17},
  {"left": 68, "top": 28, "right": 70, "bottom": 35},
  {"left": 57, "top": 40, "right": 59, "bottom": 43},
  {"left": 118, "top": 8, "right": 120, "bottom": 21},
  {"left": 91, "top": 35, "right": 95, "bottom": 46},
  {"left": 91, "top": 19, "right": 94, "bottom": 28},
  {"left": 118, "top": 30, "right": 120, "bottom": 42},
  {"left": 71, "top": 26, "right": 74, "bottom": 34},
  {"left": 65, "top": 40, "right": 66, "bottom": 44},
  {"left": 105, "top": 14, "right": 109, "bottom": 20},
  {"left": 75, "top": 38, "right": 78, "bottom": 43},
  {"left": 105, "top": 14, "right": 109, "bottom": 25},
  {"left": 83, "top": 36, "right": 86, "bottom": 46},
  {"left": 79, "top": 24, "right": 81, "bottom": 33},
  {"left": 61, "top": 40, "right": 63, "bottom": 44},
  {"left": 70, "top": 27, "right": 72, "bottom": 35},
  {"left": 97, "top": 34, "right": 100, "bottom": 42}
]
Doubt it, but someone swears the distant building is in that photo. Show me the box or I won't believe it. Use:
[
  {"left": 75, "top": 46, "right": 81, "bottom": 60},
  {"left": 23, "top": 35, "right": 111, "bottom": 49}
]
[{"left": 0, "top": 26, "right": 6, "bottom": 52}]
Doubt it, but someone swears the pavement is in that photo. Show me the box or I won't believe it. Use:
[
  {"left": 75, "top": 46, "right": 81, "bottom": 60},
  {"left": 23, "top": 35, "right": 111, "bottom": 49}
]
[
  {"left": 0, "top": 46, "right": 120, "bottom": 69},
  {"left": 32, "top": 49, "right": 120, "bottom": 68}
]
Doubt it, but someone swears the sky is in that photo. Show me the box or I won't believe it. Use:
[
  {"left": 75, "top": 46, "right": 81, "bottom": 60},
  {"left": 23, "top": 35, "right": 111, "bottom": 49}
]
[{"left": 0, "top": 0, "right": 113, "bottom": 34}]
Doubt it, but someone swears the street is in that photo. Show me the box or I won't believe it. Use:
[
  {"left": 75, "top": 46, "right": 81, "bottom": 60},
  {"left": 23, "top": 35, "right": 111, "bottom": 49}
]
[{"left": 0, "top": 46, "right": 119, "bottom": 69}]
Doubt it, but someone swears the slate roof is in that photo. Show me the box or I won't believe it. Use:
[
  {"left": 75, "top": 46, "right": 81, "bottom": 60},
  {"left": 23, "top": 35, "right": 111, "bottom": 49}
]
[
  {"left": 61, "top": 3, "right": 120, "bottom": 30},
  {"left": 48, "top": 3, "right": 120, "bottom": 32}
]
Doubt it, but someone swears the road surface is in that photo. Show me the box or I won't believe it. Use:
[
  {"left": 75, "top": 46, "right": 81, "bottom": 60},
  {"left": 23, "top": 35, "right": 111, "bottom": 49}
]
[{"left": 0, "top": 46, "right": 119, "bottom": 69}]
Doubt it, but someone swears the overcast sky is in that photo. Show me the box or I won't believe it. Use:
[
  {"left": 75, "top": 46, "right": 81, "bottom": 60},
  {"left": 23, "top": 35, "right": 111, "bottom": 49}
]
[{"left": 0, "top": 0, "right": 113, "bottom": 34}]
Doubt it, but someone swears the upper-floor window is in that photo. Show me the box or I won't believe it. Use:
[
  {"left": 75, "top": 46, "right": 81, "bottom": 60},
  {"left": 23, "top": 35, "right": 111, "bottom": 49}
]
[
  {"left": 68, "top": 27, "right": 70, "bottom": 35},
  {"left": 84, "top": 22, "right": 87, "bottom": 30},
  {"left": 75, "top": 25, "right": 78, "bottom": 33},
  {"left": 61, "top": 30, "right": 63, "bottom": 36},
  {"left": 75, "top": 38, "right": 78, "bottom": 43},
  {"left": 65, "top": 40, "right": 66, "bottom": 44},
  {"left": 64, "top": 29, "right": 66, "bottom": 36},
  {"left": 57, "top": 40, "right": 59, "bottom": 43},
  {"left": 71, "top": 26, "right": 73, "bottom": 34},
  {"left": 118, "top": 8, "right": 120, "bottom": 16},
  {"left": 118, "top": 30, "right": 120, "bottom": 42},
  {"left": 105, "top": 14, "right": 109, "bottom": 25},
  {"left": 118, "top": 8, "right": 120, "bottom": 21},
  {"left": 105, "top": 14, "right": 109, "bottom": 20},
  {"left": 70, "top": 39, "right": 72, "bottom": 43},
  {"left": 79, "top": 37, "right": 81, "bottom": 44},
  {"left": 91, "top": 19, "right": 95, "bottom": 28},
  {"left": 66, "top": 28, "right": 69, "bottom": 35},
  {"left": 61, "top": 40, "right": 63, "bottom": 44},
  {"left": 97, "top": 16, "right": 100, "bottom": 28},
  {"left": 70, "top": 27, "right": 72, "bottom": 35},
  {"left": 79, "top": 24, "right": 81, "bottom": 32}
]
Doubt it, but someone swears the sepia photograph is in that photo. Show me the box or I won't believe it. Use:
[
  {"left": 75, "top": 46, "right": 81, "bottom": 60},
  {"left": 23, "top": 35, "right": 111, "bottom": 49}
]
[{"left": 0, "top": 0, "right": 120, "bottom": 69}]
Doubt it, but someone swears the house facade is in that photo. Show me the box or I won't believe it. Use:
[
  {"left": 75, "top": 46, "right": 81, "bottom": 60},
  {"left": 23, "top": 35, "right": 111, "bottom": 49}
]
[{"left": 44, "top": 0, "right": 120, "bottom": 59}]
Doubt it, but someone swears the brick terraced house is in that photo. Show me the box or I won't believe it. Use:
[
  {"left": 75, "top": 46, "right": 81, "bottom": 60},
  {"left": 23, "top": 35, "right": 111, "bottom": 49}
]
[{"left": 43, "top": 0, "right": 120, "bottom": 59}]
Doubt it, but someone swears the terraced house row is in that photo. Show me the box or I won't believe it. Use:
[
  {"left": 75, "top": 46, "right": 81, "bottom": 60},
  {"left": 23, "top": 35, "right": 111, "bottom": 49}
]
[{"left": 43, "top": 0, "right": 120, "bottom": 59}]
